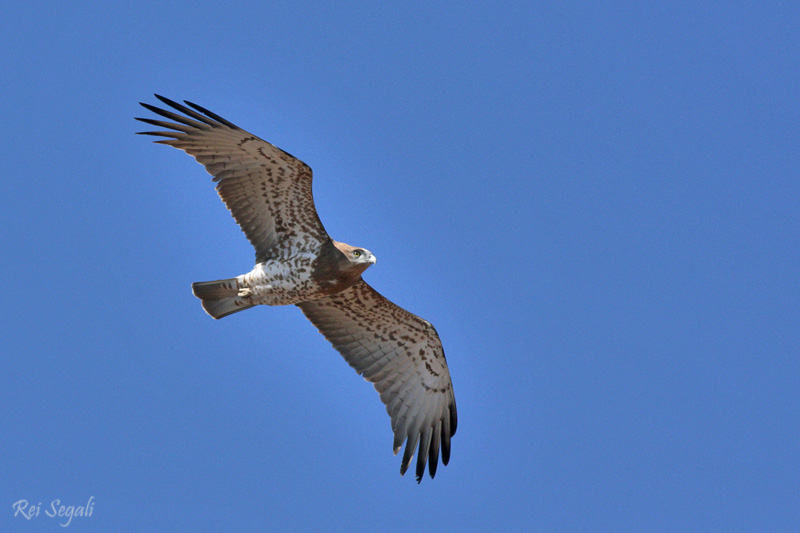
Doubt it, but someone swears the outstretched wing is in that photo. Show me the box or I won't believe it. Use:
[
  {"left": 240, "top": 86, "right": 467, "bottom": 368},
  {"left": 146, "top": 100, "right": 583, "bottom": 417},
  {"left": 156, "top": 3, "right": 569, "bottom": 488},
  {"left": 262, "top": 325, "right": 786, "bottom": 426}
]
[
  {"left": 297, "top": 280, "right": 457, "bottom": 482},
  {"left": 136, "top": 95, "right": 329, "bottom": 261}
]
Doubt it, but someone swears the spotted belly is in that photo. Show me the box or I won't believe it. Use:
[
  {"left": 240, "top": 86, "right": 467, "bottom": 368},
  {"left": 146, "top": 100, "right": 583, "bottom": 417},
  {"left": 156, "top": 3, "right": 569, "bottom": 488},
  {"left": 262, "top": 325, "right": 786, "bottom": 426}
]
[{"left": 236, "top": 255, "right": 322, "bottom": 306}]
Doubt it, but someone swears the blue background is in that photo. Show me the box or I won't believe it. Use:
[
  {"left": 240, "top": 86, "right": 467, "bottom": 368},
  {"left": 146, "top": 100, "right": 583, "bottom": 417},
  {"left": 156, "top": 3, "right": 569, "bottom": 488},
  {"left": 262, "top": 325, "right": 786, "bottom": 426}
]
[{"left": 2, "top": 1, "right": 799, "bottom": 531}]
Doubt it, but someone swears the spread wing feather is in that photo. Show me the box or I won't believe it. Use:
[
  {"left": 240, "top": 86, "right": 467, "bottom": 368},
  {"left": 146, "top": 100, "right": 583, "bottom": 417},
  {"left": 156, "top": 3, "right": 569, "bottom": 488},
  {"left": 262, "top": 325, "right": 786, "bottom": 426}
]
[
  {"left": 136, "top": 95, "right": 328, "bottom": 261},
  {"left": 297, "top": 280, "right": 457, "bottom": 482}
]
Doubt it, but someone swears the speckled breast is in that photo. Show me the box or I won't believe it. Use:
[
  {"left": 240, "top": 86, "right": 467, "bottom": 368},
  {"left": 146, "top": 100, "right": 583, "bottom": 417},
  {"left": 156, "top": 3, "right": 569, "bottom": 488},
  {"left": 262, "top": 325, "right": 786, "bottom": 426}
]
[{"left": 238, "top": 254, "right": 324, "bottom": 306}]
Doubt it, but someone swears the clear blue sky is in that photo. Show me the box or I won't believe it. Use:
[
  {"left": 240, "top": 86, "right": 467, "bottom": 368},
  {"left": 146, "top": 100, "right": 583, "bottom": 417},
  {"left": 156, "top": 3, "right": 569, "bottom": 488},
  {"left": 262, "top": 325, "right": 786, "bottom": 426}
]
[{"left": 2, "top": 1, "right": 798, "bottom": 531}]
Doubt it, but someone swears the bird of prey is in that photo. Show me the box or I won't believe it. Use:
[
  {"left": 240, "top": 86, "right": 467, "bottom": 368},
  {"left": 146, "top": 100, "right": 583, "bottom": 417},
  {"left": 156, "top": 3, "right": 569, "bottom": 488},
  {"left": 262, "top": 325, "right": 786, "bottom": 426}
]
[{"left": 136, "top": 95, "right": 457, "bottom": 481}]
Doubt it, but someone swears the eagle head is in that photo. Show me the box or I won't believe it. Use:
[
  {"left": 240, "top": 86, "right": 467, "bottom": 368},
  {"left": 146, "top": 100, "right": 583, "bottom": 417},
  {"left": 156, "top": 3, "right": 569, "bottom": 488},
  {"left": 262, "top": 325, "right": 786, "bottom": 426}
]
[
  {"left": 331, "top": 240, "right": 377, "bottom": 275},
  {"left": 333, "top": 241, "right": 377, "bottom": 267},
  {"left": 311, "top": 240, "right": 376, "bottom": 295}
]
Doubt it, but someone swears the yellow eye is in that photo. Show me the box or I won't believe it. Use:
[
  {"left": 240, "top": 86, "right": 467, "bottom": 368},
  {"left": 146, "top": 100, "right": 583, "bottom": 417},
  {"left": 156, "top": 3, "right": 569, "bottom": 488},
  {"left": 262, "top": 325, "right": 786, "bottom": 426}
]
[{"left": 353, "top": 250, "right": 362, "bottom": 258}]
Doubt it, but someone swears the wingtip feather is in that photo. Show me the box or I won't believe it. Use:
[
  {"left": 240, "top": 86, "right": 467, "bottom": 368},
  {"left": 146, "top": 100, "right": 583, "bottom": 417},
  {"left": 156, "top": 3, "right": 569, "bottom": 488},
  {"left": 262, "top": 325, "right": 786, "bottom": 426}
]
[
  {"left": 415, "top": 428, "right": 432, "bottom": 483},
  {"left": 184, "top": 99, "right": 240, "bottom": 129}
]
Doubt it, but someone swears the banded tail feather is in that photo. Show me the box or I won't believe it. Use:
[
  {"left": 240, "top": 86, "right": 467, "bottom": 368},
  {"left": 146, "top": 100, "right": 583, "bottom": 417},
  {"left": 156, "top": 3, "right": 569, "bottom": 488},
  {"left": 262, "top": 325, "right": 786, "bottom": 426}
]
[{"left": 191, "top": 278, "right": 255, "bottom": 319}]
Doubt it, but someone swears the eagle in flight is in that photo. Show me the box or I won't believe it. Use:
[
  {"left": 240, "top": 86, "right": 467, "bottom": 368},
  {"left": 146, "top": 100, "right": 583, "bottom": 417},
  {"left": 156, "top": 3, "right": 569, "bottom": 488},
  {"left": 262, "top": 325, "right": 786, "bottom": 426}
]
[{"left": 136, "top": 95, "right": 457, "bottom": 481}]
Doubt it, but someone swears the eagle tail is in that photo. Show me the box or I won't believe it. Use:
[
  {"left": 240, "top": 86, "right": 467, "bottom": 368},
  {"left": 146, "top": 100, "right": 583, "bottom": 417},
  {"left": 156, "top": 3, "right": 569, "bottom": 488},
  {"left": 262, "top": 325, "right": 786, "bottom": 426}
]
[{"left": 192, "top": 278, "right": 255, "bottom": 319}]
